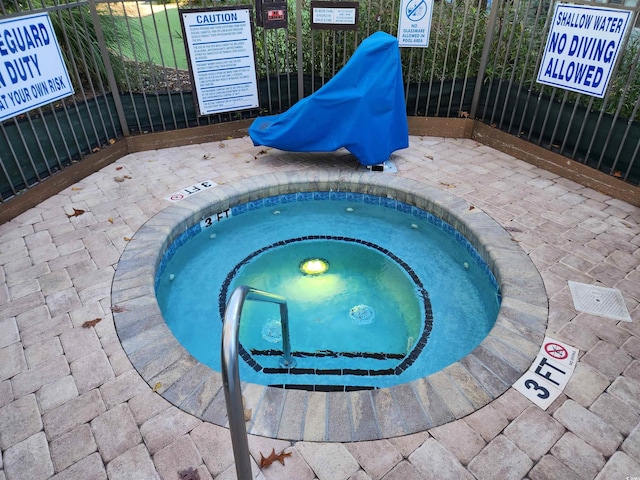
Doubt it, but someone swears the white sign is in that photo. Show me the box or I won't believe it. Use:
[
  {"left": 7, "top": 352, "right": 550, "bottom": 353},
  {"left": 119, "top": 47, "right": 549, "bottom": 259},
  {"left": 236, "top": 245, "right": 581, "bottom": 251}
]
[
  {"left": 313, "top": 8, "right": 357, "bottom": 25},
  {"left": 397, "top": 0, "right": 433, "bottom": 47},
  {"left": 165, "top": 180, "right": 216, "bottom": 202},
  {"left": 514, "top": 336, "right": 578, "bottom": 410},
  {"left": 0, "top": 12, "right": 74, "bottom": 122},
  {"left": 181, "top": 9, "right": 259, "bottom": 115},
  {"left": 537, "top": 4, "right": 632, "bottom": 98}
]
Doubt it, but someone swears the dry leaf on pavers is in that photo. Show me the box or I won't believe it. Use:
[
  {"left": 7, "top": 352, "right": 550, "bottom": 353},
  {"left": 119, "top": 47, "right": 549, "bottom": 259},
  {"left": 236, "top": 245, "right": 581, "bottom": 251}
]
[
  {"left": 178, "top": 467, "right": 200, "bottom": 480},
  {"left": 259, "top": 448, "right": 292, "bottom": 468},
  {"left": 241, "top": 395, "right": 252, "bottom": 421},
  {"left": 108, "top": 218, "right": 114, "bottom": 224},
  {"left": 469, "top": 205, "right": 475, "bottom": 210},
  {"left": 116, "top": 166, "right": 123, "bottom": 170},
  {"left": 82, "top": 318, "right": 102, "bottom": 328},
  {"left": 439, "top": 182, "right": 456, "bottom": 188},
  {"left": 66, "top": 208, "right": 85, "bottom": 218},
  {"left": 124, "top": 236, "right": 133, "bottom": 242},
  {"left": 111, "top": 305, "right": 128, "bottom": 313},
  {"left": 152, "top": 382, "right": 162, "bottom": 392}
]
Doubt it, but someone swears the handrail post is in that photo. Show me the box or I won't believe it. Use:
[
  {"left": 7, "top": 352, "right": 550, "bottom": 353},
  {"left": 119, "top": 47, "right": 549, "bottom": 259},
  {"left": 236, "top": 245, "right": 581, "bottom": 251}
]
[
  {"left": 221, "top": 287, "right": 253, "bottom": 480},
  {"left": 221, "top": 286, "right": 294, "bottom": 479},
  {"left": 278, "top": 302, "right": 295, "bottom": 368}
]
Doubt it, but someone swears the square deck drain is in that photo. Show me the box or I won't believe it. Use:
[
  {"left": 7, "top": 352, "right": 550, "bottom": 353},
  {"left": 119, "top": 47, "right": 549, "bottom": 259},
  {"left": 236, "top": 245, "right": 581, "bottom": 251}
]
[{"left": 568, "top": 281, "right": 632, "bottom": 322}]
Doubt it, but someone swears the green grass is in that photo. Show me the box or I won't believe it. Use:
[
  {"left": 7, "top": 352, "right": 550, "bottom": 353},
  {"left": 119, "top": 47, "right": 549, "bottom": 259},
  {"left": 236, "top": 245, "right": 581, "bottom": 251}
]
[{"left": 105, "top": 6, "right": 188, "bottom": 70}]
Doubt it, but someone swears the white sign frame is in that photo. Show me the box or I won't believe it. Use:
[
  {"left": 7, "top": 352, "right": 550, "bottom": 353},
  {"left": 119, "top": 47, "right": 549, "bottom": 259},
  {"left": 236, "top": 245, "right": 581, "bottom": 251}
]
[
  {"left": 180, "top": 7, "right": 259, "bottom": 116},
  {"left": 0, "top": 12, "right": 74, "bottom": 122},
  {"left": 537, "top": 3, "right": 632, "bottom": 98},
  {"left": 397, "top": 0, "right": 434, "bottom": 48}
]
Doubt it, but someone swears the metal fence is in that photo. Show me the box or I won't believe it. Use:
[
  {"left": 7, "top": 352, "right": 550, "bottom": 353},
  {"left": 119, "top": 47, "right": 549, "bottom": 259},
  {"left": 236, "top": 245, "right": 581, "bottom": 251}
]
[{"left": 0, "top": 0, "right": 638, "bottom": 203}]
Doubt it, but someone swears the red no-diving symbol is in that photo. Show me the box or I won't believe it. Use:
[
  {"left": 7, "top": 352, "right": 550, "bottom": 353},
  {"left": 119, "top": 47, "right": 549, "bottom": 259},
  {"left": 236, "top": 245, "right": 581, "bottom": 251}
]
[{"left": 545, "top": 342, "right": 568, "bottom": 360}]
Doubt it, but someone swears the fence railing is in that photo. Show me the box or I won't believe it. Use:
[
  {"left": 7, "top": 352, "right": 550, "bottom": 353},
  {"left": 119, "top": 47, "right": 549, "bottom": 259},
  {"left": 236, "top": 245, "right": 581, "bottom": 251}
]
[{"left": 0, "top": 0, "right": 638, "bottom": 204}]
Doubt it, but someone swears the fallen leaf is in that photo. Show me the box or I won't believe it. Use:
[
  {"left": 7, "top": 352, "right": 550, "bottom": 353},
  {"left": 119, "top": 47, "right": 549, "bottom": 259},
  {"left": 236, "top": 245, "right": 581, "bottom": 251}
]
[
  {"left": 116, "top": 166, "right": 123, "bottom": 171},
  {"left": 124, "top": 236, "right": 133, "bottom": 241},
  {"left": 71, "top": 187, "right": 83, "bottom": 191},
  {"left": 92, "top": 147, "right": 101, "bottom": 153},
  {"left": 108, "top": 218, "right": 114, "bottom": 224},
  {"left": 458, "top": 110, "right": 469, "bottom": 118},
  {"left": 439, "top": 182, "right": 456, "bottom": 189},
  {"left": 66, "top": 208, "right": 85, "bottom": 218},
  {"left": 152, "top": 382, "right": 162, "bottom": 392},
  {"left": 82, "top": 318, "right": 102, "bottom": 328},
  {"left": 108, "top": 138, "right": 116, "bottom": 145},
  {"left": 469, "top": 205, "right": 475, "bottom": 210},
  {"left": 612, "top": 171, "right": 622, "bottom": 178},
  {"left": 260, "top": 448, "right": 292, "bottom": 469},
  {"left": 114, "top": 176, "right": 125, "bottom": 182},
  {"left": 244, "top": 408, "right": 252, "bottom": 421},
  {"left": 258, "top": 149, "right": 268, "bottom": 155},
  {"left": 178, "top": 466, "right": 200, "bottom": 480},
  {"left": 111, "top": 305, "right": 128, "bottom": 313},
  {"left": 124, "top": 175, "right": 132, "bottom": 180}
]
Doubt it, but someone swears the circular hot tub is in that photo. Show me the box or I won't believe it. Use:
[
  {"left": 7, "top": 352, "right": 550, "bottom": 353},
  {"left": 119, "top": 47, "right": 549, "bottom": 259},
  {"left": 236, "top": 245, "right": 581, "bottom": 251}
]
[{"left": 112, "top": 170, "right": 548, "bottom": 441}]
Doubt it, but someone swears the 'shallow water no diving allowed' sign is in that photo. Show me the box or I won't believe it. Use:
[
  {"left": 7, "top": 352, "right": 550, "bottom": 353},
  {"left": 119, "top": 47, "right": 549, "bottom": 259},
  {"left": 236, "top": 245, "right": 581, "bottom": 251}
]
[{"left": 537, "top": 3, "right": 632, "bottom": 98}]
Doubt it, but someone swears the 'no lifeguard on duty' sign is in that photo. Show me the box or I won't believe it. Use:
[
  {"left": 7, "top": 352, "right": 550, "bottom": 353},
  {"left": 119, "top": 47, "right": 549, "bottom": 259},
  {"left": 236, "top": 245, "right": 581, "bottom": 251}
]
[{"left": 537, "top": 3, "right": 632, "bottom": 98}]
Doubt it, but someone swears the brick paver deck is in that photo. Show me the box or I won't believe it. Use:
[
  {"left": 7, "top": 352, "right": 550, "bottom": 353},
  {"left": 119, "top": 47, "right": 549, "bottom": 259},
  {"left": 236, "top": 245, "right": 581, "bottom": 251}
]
[{"left": 0, "top": 135, "right": 638, "bottom": 480}]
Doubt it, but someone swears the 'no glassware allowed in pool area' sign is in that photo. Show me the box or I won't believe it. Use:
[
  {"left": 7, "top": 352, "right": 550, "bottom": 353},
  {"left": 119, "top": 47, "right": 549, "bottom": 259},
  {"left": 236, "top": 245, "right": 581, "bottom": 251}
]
[
  {"left": 397, "top": 0, "right": 433, "bottom": 47},
  {"left": 0, "top": 12, "right": 74, "bottom": 122},
  {"left": 536, "top": 3, "right": 632, "bottom": 98}
]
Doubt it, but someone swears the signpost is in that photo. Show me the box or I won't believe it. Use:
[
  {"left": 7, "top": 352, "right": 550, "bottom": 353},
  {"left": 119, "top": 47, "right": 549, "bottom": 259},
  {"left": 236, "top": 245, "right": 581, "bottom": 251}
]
[
  {"left": 0, "top": 12, "right": 74, "bottom": 122},
  {"left": 537, "top": 3, "right": 632, "bottom": 98},
  {"left": 180, "top": 7, "right": 259, "bottom": 116}
]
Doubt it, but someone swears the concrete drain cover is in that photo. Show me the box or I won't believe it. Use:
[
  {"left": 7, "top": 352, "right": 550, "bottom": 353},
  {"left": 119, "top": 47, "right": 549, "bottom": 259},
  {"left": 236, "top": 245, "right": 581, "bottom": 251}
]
[{"left": 568, "top": 281, "right": 632, "bottom": 322}]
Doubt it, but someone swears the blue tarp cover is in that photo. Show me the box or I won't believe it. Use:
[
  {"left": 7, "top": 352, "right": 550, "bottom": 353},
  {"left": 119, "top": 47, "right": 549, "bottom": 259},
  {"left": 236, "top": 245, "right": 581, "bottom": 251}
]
[{"left": 249, "top": 32, "right": 409, "bottom": 166}]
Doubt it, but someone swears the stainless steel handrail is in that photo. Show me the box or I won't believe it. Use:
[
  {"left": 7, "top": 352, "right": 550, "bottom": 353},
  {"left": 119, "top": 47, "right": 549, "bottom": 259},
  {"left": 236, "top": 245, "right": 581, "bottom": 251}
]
[{"left": 221, "top": 285, "right": 295, "bottom": 479}]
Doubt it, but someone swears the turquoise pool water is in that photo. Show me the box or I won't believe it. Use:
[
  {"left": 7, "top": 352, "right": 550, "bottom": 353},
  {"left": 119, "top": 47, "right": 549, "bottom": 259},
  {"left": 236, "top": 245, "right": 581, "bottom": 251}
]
[{"left": 155, "top": 192, "right": 501, "bottom": 390}]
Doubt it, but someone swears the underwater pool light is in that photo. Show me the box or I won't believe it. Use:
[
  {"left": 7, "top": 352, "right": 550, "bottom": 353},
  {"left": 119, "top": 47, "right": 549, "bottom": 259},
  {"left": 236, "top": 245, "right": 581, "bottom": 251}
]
[{"left": 299, "top": 258, "right": 330, "bottom": 276}]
